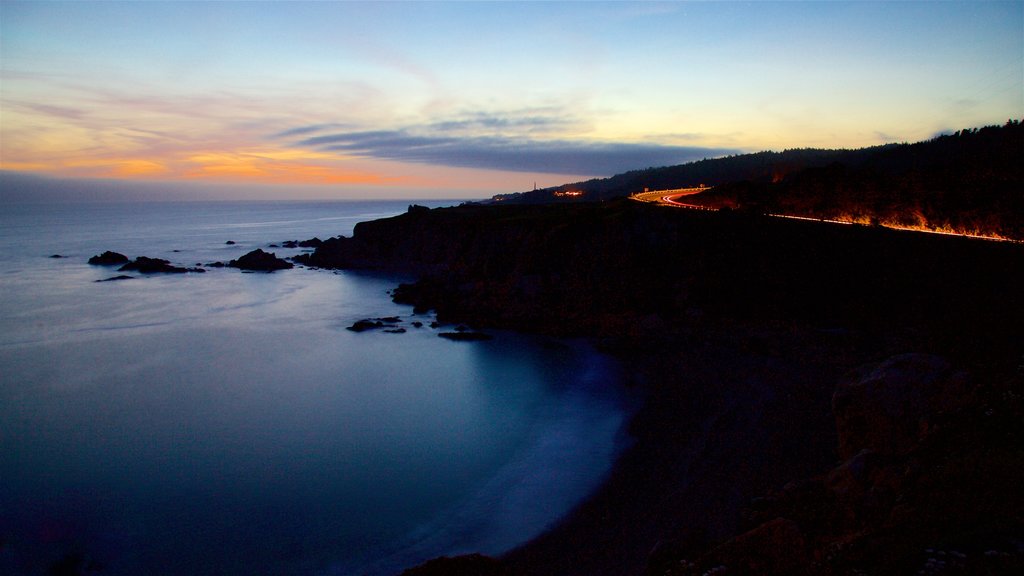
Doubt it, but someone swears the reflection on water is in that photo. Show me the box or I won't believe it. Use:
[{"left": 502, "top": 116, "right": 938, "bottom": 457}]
[{"left": 0, "top": 201, "right": 631, "bottom": 576}]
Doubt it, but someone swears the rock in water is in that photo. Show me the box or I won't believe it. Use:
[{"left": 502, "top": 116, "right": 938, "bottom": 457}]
[
  {"left": 347, "top": 317, "right": 403, "bottom": 332},
  {"left": 118, "top": 256, "right": 198, "bottom": 274},
  {"left": 88, "top": 251, "right": 129, "bottom": 265},
  {"left": 227, "top": 249, "right": 293, "bottom": 272}
]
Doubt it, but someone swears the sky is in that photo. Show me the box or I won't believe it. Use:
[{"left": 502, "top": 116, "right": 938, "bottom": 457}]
[{"left": 1, "top": 0, "right": 1021, "bottom": 200}]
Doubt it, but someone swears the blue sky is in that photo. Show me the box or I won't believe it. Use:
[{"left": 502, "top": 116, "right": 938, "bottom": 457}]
[{"left": 1, "top": 1, "right": 1021, "bottom": 199}]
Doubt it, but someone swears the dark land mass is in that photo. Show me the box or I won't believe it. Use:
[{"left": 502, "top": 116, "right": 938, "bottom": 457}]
[
  {"left": 296, "top": 198, "right": 1023, "bottom": 576},
  {"left": 498, "top": 120, "right": 1023, "bottom": 240}
]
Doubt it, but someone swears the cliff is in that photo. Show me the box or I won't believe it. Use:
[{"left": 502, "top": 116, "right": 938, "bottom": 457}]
[{"left": 296, "top": 200, "right": 1023, "bottom": 575}]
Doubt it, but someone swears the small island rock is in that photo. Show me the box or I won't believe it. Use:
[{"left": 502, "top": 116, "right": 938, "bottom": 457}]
[
  {"left": 88, "top": 251, "right": 130, "bottom": 265},
  {"left": 118, "top": 257, "right": 201, "bottom": 274},
  {"left": 227, "top": 249, "right": 293, "bottom": 272}
]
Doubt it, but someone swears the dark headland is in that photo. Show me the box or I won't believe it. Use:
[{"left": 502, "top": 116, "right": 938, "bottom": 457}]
[{"left": 298, "top": 123, "right": 1023, "bottom": 576}]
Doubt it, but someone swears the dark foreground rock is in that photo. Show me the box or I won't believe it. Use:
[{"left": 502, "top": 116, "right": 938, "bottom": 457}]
[
  {"left": 228, "top": 249, "right": 293, "bottom": 271},
  {"left": 658, "top": 352, "right": 1023, "bottom": 576},
  {"left": 118, "top": 256, "right": 203, "bottom": 274},
  {"left": 832, "top": 353, "right": 969, "bottom": 460},
  {"left": 281, "top": 238, "right": 322, "bottom": 248},
  {"left": 347, "top": 317, "right": 403, "bottom": 332},
  {"left": 88, "top": 251, "right": 129, "bottom": 265},
  {"left": 95, "top": 275, "right": 134, "bottom": 282}
]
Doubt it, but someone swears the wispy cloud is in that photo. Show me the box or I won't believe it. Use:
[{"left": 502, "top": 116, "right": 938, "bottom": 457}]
[
  {"left": 282, "top": 110, "right": 739, "bottom": 175},
  {"left": 271, "top": 123, "right": 349, "bottom": 139}
]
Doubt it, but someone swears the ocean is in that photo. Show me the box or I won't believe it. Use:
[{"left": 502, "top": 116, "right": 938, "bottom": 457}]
[{"left": 0, "top": 200, "right": 631, "bottom": 575}]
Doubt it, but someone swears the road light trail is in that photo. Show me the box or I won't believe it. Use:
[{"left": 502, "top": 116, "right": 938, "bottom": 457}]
[{"left": 630, "top": 188, "right": 1020, "bottom": 243}]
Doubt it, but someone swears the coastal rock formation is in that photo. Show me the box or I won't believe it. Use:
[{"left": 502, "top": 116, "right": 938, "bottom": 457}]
[
  {"left": 118, "top": 256, "right": 202, "bottom": 274},
  {"left": 88, "top": 250, "right": 129, "bottom": 265},
  {"left": 650, "top": 353, "right": 1023, "bottom": 576},
  {"left": 367, "top": 201, "right": 1022, "bottom": 576},
  {"left": 227, "top": 249, "right": 293, "bottom": 271},
  {"left": 700, "top": 517, "right": 813, "bottom": 575},
  {"left": 347, "top": 317, "right": 403, "bottom": 332}
]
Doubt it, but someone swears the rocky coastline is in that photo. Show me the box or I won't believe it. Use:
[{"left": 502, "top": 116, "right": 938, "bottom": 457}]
[{"left": 292, "top": 201, "right": 1022, "bottom": 575}]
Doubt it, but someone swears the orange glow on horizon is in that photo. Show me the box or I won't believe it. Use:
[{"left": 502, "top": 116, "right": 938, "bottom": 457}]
[
  {"left": 1, "top": 148, "right": 414, "bottom": 187},
  {"left": 178, "top": 150, "right": 408, "bottom": 185}
]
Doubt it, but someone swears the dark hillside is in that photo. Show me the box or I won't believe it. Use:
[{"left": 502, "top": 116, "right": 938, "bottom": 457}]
[
  {"left": 690, "top": 120, "right": 1024, "bottom": 239},
  {"left": 495, "top": 121, "right": 1023, "bottom": 240},
  {"left": 494, "top": 148, "right": 861, "bottom": 204},
  {"left": 299, "top": 200, "right": 1024, "bottom": 576},
  {"left": 300, "top": 200, "right": 1023, "bottom": 358}
]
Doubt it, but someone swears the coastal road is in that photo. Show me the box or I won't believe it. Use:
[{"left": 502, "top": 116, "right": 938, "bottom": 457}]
[
  {"left": 631, "top": 187, "right": 1019, "bottom": 243},
  {"left": 630, "top": 187, "right": 716, "bottom": 211}
]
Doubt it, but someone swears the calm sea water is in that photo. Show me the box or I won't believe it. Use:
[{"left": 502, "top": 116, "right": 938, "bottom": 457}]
[{"left": 0, "top": 200, "right": 631, "bottom": 575}]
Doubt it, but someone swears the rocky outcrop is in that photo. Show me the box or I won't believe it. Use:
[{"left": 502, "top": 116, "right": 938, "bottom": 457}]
[
  {"left": 118, "top": 256, "right": 202, "bottom": 274},
  {"left": 832, "top": 353, "right": 971, "bottom": 460},
  {"left": 88, "top": 251, "right": 129, "bottom": 265},
  {"left": 651, "top": 353, "right": 1023, "bottom": 576},
  {"left": 295, "top": 200, "right": 1024, "bottom": 346},
  {"left": 280, "top": 238, "right": 322, "bottom": 249},
  {"left": 228, "top": 249, "right": 293, "bottom": 271},
  {"left": 700, "top": 517, "right": 813, "bottom": 575},
  {"left": 347, "top": 317, "right": 401, "bottom": 332}
]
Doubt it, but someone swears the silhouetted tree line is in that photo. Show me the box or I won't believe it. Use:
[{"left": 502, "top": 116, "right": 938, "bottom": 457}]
[
  {"left": 695, "top": 120, "right": 1023, "bottom": 238},
  {"left": 496, "top": 148, "right": 859, "bottom": 203},
  {"left": 498, "top": 120, "right": 1023, "bottom": 239}
]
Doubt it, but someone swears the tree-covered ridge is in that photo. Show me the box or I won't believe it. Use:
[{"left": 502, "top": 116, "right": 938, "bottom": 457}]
[
  {"left": 494, "top": 147, "right": 864, "bottom": 203},
  {"left": 498, "top": 121, "right": 1023, "bottom": 239},
  {"left": 692, "top": 120, "right": 1024, "bottom": 239}
]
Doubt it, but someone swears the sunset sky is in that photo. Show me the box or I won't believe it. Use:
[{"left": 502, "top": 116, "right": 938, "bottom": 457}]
[{"left": 2, "top": 1, "right": 1021, "bottom": 200}]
